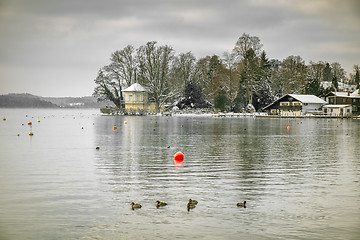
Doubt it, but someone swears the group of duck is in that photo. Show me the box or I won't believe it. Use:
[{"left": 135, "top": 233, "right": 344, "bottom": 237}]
[{"left": 131, "top": 199, "right": 246, "bottom": 211}]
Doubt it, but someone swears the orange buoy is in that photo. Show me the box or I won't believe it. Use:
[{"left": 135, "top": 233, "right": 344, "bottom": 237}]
[
  {"left": 174, "top": 152, "right": 184, "bottom": 164},
  {"left": 113, "top": 126, "right": 117, "bottom": 130},
  {"left": 28, "top": 122, "right": 32, "bottom": 125}
]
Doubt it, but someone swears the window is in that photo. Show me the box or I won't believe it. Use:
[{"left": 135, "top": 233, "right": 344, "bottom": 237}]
[
  {"left": 343, "top": 98, "right": 346, "bottom": 103},
  {"left": 129, "top": 94, "right": 133, "bottom": 101},
  {"left": 329, "top": 98, "right": 334, "bottom": 103},
  {"left": 353, "top": 99, "right": 356, "bottom": 103}
]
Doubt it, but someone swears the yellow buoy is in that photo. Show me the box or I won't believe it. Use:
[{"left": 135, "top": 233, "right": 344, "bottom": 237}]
[
  {"left": 29, "top": 132, "right": 34, "bottom": 136},
  {"left": 124, "top": 121, "right": 127, "bottom": 124},
  {"left": 2, "top": 118, "right": 6, "bottom": 121},
  {"left": 37, "top": 120, "right": 40, "bottom": 122}
]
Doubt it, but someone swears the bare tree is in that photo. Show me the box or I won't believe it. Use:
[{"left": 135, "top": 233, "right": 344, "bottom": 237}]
[
  {"left": 93, "top": 45, "right": 137, "bottom": 108},
  {"left": 233, "top": 33, "right": 263, "bottom": 61},
  {"left": 93, "top": 68, "right": 122, "bottom": 107},
  {"left": 220, "top": 51, "right": 240, "bottom": 110},
  {"left": 306, "top": 61, "right": 325, "bottom": 95},
  {"left": 107, "top": 45, "right": 138, "bottom": 88},
  {"left": 137, "top": 41, "right": 175, "bottom": 113},
  {"left": 192, "top": 55, "right": 221, "bottom": 103},
  {"left": 331, "top": 62, "right": 346, "bottom": 84},
  {"left": 279, "top": 55, "right": 307, "bottom": 94},
  {"left": 171, "top": 52, "right": 196, "bottom": 97}
]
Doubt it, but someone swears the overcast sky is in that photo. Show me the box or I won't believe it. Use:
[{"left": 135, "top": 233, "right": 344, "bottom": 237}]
[{"left": 1, "top": 0, "right": 359, "bottom": 97}]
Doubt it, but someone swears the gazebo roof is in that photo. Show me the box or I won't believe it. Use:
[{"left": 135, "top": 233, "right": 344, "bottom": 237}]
[{"left": 122, "top": 83, "right": 147, "bottom": 92}]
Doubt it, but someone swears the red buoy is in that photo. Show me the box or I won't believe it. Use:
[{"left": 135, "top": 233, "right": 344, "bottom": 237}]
[
  {"left": 287, "top": 126, "right": 290, "bottom": 131},
  {"left": 174, "top": 152, "right": 184, "bottom": 164},
  {"left": 28, "top": 122, "right": 32, "bottom": 125}
]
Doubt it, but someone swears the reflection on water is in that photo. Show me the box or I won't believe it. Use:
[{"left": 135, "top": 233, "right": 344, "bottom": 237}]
[{"left": 0, "top": 109, "right": 359, "bottom": 239}]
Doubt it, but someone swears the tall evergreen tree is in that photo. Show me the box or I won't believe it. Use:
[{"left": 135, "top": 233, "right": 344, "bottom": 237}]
[
  {"left": 254, "top": 51, "right": 274, "bottom": 110},
  {"left": 332, "top": 76, "right": 339, "bottom": 91},
  {"left": 305, "top": 61, "right": 324, "bottom": 96},
  {"left": 355, "top": 68, "right": 360, "bottom": 89},
  {"left": 323, "top": 63, "right": 332, "bottom": 82}
]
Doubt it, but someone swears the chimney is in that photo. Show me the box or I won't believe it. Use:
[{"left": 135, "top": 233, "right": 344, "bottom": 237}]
[{"left": 347, "top": 91, "right": 350, "bottom": 96}]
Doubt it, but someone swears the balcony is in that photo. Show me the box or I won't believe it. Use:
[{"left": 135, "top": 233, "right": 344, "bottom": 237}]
[{"left": 280, "top": 101, "right": 302, "bottom": 107}]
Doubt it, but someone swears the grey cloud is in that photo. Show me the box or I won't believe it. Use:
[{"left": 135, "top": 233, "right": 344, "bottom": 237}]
[{"left": 0, "top": 0, "right": 359, "bottom": 96}]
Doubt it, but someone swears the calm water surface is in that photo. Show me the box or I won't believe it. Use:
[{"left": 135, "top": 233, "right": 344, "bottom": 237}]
[{"left": 0, "top": 109, "right": 359, "bottom": 239}]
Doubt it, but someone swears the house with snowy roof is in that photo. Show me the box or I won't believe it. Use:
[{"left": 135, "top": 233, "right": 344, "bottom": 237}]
[
  {"left": 121, "top": 83, "right": 158, "bottom": 114},
  {"left": 263, "top": 94, "right": 326, "bottom": 116},
  {"left": 324, "top": 90, "right": 360, "bottom": 115}
]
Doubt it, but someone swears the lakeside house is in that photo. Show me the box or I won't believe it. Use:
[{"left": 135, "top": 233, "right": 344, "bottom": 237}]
[
  {"left": 324, "top": 90, "right": 360, "bottom": 115},
  {"left": 263, "top": 94, "right": 326, "bottom": 116},
  {"left": 121, "top": 83, "right": 158, "bottom": 114},
  {"left": 322, "top": 104, "right": 352, "bottom": 117}
]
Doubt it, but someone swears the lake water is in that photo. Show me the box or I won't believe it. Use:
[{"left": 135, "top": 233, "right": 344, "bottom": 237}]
[{"left": 0, "top": 108, "right": 359, "bottom": 240}]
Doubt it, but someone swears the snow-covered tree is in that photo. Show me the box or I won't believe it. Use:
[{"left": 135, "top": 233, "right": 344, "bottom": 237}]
[{"left": 253, "top": 51, "right": 274, "bottom": 110}]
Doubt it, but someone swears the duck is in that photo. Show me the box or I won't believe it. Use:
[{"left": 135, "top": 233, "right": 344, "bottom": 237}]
[
  {"left": 236, "top": 201, "right": 246, "bottom": 208},
  {"left": 156, "top": 200, "right": 167, "bottom": 208},
  {"left": 187, "top": 199, "right": 197, "bottom": 211},
  {"left": 188, "top": 199, "right": 198, "bottom": 205},
  {"left": 131, "top": 202, "right": 142, "bottom": 210}
]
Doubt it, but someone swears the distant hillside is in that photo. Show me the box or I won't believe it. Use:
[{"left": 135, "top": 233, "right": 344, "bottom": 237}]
[
  {"left": 0, "top": 93, "right": 115, "bottom": 108},
  {"left": 0, "top": 93, "right": 59, "bottom": 108}
]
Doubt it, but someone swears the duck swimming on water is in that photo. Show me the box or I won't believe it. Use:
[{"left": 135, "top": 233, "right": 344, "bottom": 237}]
[
  {"left": 131, "top": 202, "right": 142, "bottom": 210},
  {"left": 187, "top": 199, "right": 198, "bottom": 211},
  {"left": 156, "top": 201, "right": 167, "bottom": 208},
  {"left": 236, "top": 201, "right": 246, "bottom": 208}
]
